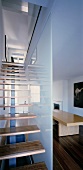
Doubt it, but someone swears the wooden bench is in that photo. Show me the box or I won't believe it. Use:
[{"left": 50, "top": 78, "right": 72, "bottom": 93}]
[{"left": 53, "top": 110, "right": 83, "bottom": 136}]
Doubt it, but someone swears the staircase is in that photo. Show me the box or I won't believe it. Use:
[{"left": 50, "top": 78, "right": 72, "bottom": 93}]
[{"left": 0, "top": 61, "right": 47, "bottom": 170}]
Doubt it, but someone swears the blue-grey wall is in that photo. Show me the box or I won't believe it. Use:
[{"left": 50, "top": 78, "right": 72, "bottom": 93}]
[{"left": 52, "top": 0, "right": 83, "bottom": 80}]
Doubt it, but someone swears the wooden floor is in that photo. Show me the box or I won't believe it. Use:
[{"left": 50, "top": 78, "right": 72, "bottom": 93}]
[{"left": 53, "top": 134, "right": 83, "bottom": 170}]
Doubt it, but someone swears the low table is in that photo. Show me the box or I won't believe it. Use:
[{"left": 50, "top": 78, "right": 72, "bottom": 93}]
[{"left": 53, "top": 110, "right": 83, "bottom": 137}]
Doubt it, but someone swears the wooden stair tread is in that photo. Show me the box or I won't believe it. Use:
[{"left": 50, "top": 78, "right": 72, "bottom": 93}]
[
  {"left": 0, "top": 113, "right": 36, "bottom": 120},
  {"left": 0, "top": 140, "right": 45, "bottom": 160},
  {"left": 0, "top": 125, "right": 40, "bottom": 136},
  {"left": 0, "top": 73, "right": 25, "bottom": 76},
  {"left": 2, "top": 66, "right": 24, "bottom": 69},
  {"left": 1, "top": 68, "right": 24, "bottom": 71},
  {"left": 0, "top": 82, "right": 28, "bottom": 85},
  {"left": 0, "top": 89, "right": 29, "bottom": 91},
  {"left": 0, "top": 96, "right": 31, "bottom": 98},
  {"left": 0, "top": 82, "right": 43, "bottom": 85},
  {"left": 0, "top": 104, "right": 32, "bottom": 108},
  {"left": 10, "top": 162, "right": 47, "bottom": 170},
  {"left": 2, "top": 62, "right": 24, "bottom": 67},
  {"left": 0, "top": 69, "right": 25, "bottom": 73},
  {"left": 0, "top": 77, "right": 27, "bottom": 80}
]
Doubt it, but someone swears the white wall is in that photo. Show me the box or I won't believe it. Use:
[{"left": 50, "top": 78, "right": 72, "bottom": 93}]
[
  {"left": 53, "top": 77, "right": 83, "bottom": 116},
  {"left": 53, "top": 80, "right": 63, "bottom": 101},
  {"left": 68, "top": 76, "right": 83, "bottom": 116},
  {"left": 63, "top": 80, "right": 68, "bottom": 111},
  {"left": 53, "top": 80, "right": 68, "bottom": 111}
]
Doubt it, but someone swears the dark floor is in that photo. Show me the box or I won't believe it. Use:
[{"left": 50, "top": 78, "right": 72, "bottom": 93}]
[{"left": 53, "top": 133, "right": 83, "bottom": 170}]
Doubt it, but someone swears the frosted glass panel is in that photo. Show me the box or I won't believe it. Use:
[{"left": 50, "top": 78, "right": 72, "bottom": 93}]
[{"left": 28, "top": 15, "right": 52, "bottom": 170}]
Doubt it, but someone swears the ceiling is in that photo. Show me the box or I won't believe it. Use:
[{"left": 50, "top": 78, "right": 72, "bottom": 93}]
[
  {"left": 52, "top": 0, "right": 83, "bottom": 81},
  {"left": 2, "top": 0, "right": 40, "bottom": 62}
]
